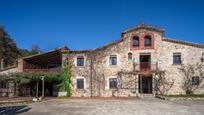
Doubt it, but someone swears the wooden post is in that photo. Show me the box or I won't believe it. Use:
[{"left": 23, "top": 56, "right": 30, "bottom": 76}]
[
  {"left": 36, "top": 81, "right": 39, "bottom": 97},
  {"left": 42, "top": 76, "right": 45, "bottom": 98}
]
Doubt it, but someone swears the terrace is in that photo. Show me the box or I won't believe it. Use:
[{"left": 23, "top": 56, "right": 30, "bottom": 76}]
[{"left": 22, "top": 48, "right": 65, "bottom": 73}]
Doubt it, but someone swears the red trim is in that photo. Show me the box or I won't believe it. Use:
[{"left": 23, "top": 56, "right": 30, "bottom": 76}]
[{"left": 130, "top": 32, "right": 155, "bottom": 50}]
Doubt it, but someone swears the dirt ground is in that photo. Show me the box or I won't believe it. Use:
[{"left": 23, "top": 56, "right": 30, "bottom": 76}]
[{"left": 1, "top": 98, "right": 204, "bottom": 115}]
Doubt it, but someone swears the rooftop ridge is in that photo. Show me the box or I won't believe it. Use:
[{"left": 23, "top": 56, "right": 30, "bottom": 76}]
[
  {"left": 122, "top": 23, "right": 165, "bottom": 34},
  {"left": 163, "top": 37, "right": 204, "bottom": 48}
]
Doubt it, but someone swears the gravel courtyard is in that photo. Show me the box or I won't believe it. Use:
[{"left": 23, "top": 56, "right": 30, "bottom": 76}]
[{"left": 1, "top": 98, "right": 204, "bottom": 115}]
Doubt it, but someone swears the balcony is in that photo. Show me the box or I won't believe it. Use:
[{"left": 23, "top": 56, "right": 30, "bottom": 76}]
[
  {"left": 23, "top": 67, "right": 61, "bottom": 72},
  {"left": 134, "top": 62, "right": 158, "bottom": 72}
]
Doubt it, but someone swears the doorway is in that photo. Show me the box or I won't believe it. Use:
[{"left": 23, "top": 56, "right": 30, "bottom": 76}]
[
  {"left": 138, "top": 75, "right": 152, "bottom": 94},
  {"left": 140, "top": 54, "right": 151, "bottom": 71}
]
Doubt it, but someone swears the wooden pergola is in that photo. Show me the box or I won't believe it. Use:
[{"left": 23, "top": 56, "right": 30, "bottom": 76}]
[{"left": 22, "top": 47, "right": 68, "bottom": 72}]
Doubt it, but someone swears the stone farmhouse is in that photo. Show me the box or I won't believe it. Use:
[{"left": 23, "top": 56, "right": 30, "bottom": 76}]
[{"left": 0, "top": 24, "right": 204, "bottom": 97}]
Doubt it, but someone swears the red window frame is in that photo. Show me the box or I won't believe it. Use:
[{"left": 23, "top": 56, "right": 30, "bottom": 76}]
[{"left": 130, "top": 32, "right": 154, "bottom": 50}]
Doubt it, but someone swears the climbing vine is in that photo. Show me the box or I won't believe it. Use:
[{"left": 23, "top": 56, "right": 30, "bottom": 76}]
[{"left": 57, "top": 59, "right": 72, "bottom": 97}]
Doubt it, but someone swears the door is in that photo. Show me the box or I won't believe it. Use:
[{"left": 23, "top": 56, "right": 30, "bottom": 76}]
[{"left": 139, "top": 75, "right": 152, "bottom": 94}]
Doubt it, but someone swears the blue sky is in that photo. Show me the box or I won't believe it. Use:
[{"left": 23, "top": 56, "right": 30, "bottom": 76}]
[{"left": 0, "top": 0, "right": 204, "bottom": 51}]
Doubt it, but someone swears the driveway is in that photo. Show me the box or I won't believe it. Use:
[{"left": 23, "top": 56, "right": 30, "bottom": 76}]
[{"left": 1, "top": 98, "right": 204, "bottom": 115}]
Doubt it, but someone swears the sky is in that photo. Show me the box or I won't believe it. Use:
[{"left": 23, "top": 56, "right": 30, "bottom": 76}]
[{"left": 0, "top": 0, "right": 204, "bottom": 51}]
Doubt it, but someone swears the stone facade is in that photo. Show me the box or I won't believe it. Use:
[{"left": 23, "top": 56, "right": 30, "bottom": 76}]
[
  {"left": 1, "top": 24, "right": 204, "bottom": 97},
  {"left": 63, "top": 24, "right": 204, "bottom": 97}
]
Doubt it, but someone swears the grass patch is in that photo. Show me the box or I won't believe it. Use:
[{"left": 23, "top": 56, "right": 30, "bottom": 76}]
[{"left": 164, "top": 94, "right": 204, "bottom": 97}]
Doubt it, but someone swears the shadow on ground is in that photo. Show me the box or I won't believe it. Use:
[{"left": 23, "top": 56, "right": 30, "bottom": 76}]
[{"left": 0, "top": 105, "right": 31, "bottom": 115}]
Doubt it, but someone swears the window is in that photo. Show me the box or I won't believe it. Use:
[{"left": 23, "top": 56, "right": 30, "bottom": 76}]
[
  {"left": 77, "top": 56, "right": 84, "bottom": 66},
  {"left": 77, "top": 78, "right": 84, "bottom": 89},
  {"left": 201, "top": 53, "right": 204, "bottom": 62},
  {"left": 173, "top": 53, "right": 182, "bottom": 64},
  {"left": 109, "top": 55, "right": 117, "bottom": 65},
  {"left": 144, "top": 35, "right": 151, "bottom": 47},
  {"left": 128, "top": 52, "right": 133, "bottom": 61},
  {"left": 192, "top": 76, "right": 199, "bottom": 85},
  {"left": 133, "top": 36, "right": 139, "bottom": 47},
  {"left": 0, "top": 81, "right": 6, "bottom": 89},
  {"left": 109, "top": 78, "right": 117, "bottom": 89}
]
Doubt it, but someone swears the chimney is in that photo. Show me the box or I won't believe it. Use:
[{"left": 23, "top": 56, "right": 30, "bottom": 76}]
[{"left": 1, "top": 59, "right": 4, "bottom": 69}]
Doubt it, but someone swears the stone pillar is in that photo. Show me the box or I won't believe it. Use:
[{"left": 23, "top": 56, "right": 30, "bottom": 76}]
[
  {"left": 152, "top": 73, "right": 157, "bottom": 96},
  {"left": 17, "top": 59, "right": 24, "bottom": 72},
  {"left": 135, "top": 74, "right": 139, "bottom": 95}
]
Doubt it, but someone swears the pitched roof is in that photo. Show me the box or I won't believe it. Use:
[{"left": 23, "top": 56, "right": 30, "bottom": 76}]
[
  {"left": 162, "top": 38, "right": 204, "bottom": 48},
  {"left": 93, "top": 39, "right": 123, "bottom": 51},
  {"left": 122, "top": 23, "right": 165, "bottom": 34},
  {"left": 20, "top": 46, "right": 69, "bottom": 60},
  {"left": 67, "top": 38, "right": 124, "bottom": 54}
]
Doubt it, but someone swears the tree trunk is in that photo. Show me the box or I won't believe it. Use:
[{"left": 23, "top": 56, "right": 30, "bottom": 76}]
[{"left": 36, "top": 81, "right": 39, "bottom": 97}]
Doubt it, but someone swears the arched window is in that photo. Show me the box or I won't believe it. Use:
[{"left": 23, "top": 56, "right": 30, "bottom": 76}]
[
  {"left": 144, "top": 35, "right": 151, "bottom": 47},
  {"left": 128, "top": 52, "right": 132, "bottom": 61},
  {"left": 133, "top": 36, "right": 139, "bottom": 47}
]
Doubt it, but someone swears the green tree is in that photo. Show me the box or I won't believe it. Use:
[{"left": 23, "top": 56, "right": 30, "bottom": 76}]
[
  {"left": 0, "top": 26, "right": 20, "bottom": 67},
  {"left": 18, "top": 48, "right": 31, "bottom": 57}
]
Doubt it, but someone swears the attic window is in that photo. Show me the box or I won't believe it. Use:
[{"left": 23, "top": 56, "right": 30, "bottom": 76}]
[{"left": 133, "top": 36, "right": 139, "bottom": 47}]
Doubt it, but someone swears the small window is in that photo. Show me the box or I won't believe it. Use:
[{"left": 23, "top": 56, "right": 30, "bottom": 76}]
[
  {"left": 109, "top": 55, "right": 117, "bottom": 65},
  {"left": 192, "top": 76, "right": 199, "bottom": 85},
  {"left": 133, "top": 36, "right": 139, "bottom": 47},
  {"left": 77, "top": 78, "right": 84, "bottom": 89},
  {"left": 77, "top": 56, "right": 84, "bottom": 66},
  {"left": 128, "top": 52, "right": 133, "bottom": 61},
  {"left": 201, "top": 53, "right": 204, "bottom": 62},
  {"left": 173, "top": 53, "right": 182, "bottom": 64},
  {"left": 0, "top": 81, "right": 7, "bottom": 89},
  {"left": 144, "top": 35, "right": 151, "bottom": 47},
  {"left": 109, "top": 78, "right": 117, "bottom": 89}
]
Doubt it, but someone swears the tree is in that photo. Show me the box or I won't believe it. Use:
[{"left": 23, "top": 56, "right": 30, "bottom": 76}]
[
  {"left": 153, "top": 72, "right": 174, "bottom": 96},
  {"left": 0, "top": 26, "right": 20, "bottom": 67},
  {"left": 30, "top": 44, "right": 41, "bottom": 55},
  {"left": 18, "top": 48, "right": 31, "bottom": 57},
  {"left": 179, "top": 63, "right": 204, "bottom": 95}
]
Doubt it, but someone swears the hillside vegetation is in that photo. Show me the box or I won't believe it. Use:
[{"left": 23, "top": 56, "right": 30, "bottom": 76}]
[{"left": 0, "top": 26, "right": 40, "bottom": 67}]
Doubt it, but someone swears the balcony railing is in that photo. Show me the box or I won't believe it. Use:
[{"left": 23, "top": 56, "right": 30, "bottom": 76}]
[
  {"left": 134, "top": 62, "right": 158, "bottom": 72},
  {"left": 23, "top": 67, "right": 61, "bottom": 72}
]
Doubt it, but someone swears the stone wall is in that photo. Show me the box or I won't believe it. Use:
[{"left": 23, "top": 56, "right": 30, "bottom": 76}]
[{"left": 66, "top": 27, "right": 204, "bottom": 97}]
